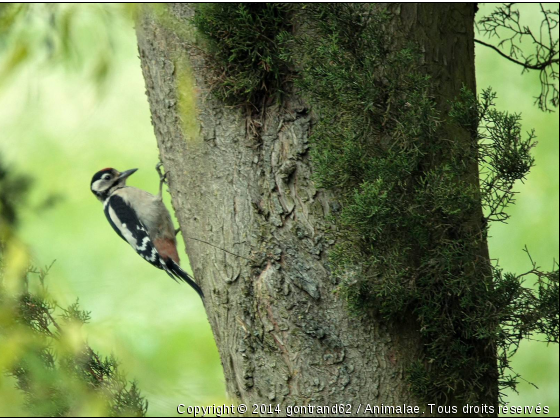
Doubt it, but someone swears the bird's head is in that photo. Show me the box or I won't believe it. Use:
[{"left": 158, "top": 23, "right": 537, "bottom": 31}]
[{"left": 90, "top": 167, "right": 137, "bottom": 201}]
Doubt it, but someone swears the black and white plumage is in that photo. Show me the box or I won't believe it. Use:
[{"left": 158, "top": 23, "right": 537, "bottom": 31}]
[{"left": 90, "top": 167, "right": 204, "bottom": 300}]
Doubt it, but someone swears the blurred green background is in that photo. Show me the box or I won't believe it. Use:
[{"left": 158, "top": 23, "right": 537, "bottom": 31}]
[{"left": 0, "top": 3, "right": 557, "bottom": 417}]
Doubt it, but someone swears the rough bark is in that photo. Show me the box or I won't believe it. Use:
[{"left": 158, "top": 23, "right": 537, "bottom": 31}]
[{"left": 136, "top": 3, "right": 495, "bottom": 414}]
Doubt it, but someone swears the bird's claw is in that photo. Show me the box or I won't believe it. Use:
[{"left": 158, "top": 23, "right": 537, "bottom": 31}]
[{"left": 156, "top": 162, "right": 168, "bottom": 184}]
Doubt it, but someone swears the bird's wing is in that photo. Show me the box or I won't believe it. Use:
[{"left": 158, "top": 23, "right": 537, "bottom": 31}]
[
  {"left": 103, "top": 193, "right": 205, "bottom": 300},
  {"left": 103, "top": 194, "right": 170, "bottom": 274}
]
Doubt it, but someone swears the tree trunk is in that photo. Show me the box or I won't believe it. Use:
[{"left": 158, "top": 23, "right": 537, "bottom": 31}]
[{"left": 136, "top": 3, "right": 496, "bottom": 414}]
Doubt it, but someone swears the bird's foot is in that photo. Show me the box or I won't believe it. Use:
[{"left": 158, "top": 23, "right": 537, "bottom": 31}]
[
  {"left": 156, "top": 162, "right": 169, "bottom": 199},
  {"left": 156, "top": 162, "right": 168, "bottom": 184},
  {"left": 156, "top": 162, "right": 169, "bottom": 184}
]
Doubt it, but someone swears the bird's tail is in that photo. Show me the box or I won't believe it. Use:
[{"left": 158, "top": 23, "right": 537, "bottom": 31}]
[{"left": 167, "top": 259, "right": 204, "bottom": 300}]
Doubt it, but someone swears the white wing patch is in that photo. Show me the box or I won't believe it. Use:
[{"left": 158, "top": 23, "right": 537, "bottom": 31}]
[
  {"left": 143, "top": 247, "right": 159, "bottom": 263},
  {"left": 136, "top": 235, "right": 151, "bottom": 251}
]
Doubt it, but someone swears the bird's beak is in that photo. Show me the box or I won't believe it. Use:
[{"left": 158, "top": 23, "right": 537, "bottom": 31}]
[{"left": 118, "top": 168, "right": 138, "bottom": 180}]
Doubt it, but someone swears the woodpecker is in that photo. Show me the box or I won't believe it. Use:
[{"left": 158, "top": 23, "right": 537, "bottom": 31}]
[{"left": 90, "top": 164, "right": 204, "bottom": 299}]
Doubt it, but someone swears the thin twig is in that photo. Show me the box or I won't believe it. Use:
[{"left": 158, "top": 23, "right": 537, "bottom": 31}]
[
  {"left": 474, "top": 38, "right": 558, "bottom": 70},
  {"left": 183, "top": 235, "right": 254, "bottom": 261}
]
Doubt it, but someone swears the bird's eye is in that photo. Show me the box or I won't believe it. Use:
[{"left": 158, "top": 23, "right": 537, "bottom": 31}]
[{"left": 103, "top": 174, "right": 112, "bottom": 180}]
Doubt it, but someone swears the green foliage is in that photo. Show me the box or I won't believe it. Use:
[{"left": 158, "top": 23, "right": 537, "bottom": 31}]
[
  {"left": 0, "top": 4, "right": 129, "bottom": 90},
  {"left": 0, "top": 157, "right": 32, "bottom": 227},
  {"left": 191, "top": 3, "right": 293, "bottom": 106},
  {"left": 0, "top": 260, "right": 149, "bottom": 417},
  {"left": 452, "top": 87, "right": 537, "bottom": 225},
  {"left": 491, "top": 253, "right": 559, "bottom": 394}
]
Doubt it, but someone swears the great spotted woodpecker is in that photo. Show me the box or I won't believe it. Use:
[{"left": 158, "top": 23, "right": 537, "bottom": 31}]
[{"left": 90, "top": 164, "right": 204, "bottom": 299}]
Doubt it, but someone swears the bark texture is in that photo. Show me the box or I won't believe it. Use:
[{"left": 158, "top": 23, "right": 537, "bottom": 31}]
[{"left": 136, "top": 3, "right": 493, "bottom": 413}]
